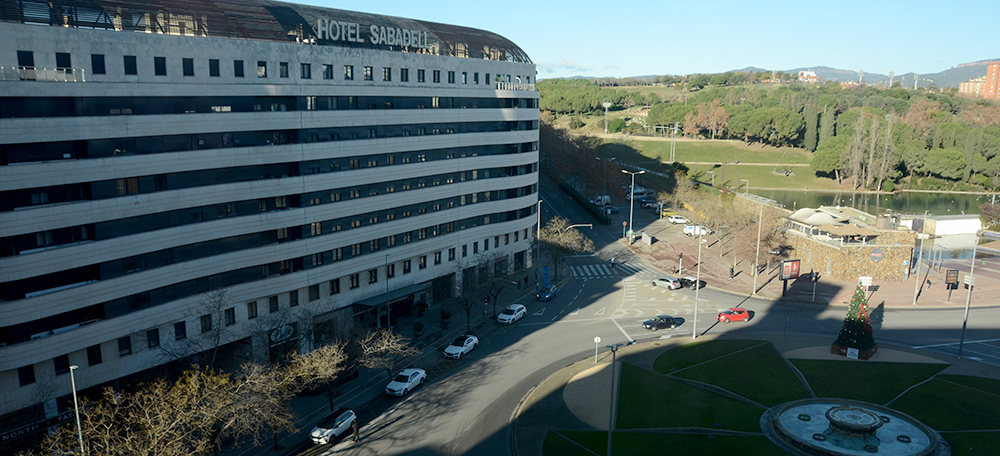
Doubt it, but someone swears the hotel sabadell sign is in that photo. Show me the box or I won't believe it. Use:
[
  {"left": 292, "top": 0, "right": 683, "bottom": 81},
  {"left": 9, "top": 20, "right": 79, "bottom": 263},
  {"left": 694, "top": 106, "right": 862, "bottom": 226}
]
[{"left": 315, "top": 19, "right": 431, "bottom": 49}]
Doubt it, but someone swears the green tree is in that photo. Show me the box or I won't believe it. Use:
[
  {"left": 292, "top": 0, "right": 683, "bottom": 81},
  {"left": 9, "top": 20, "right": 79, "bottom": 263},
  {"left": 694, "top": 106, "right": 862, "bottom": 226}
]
[
  {"left": 818, "top": 107, "right": 836, "bottom": 146},
  {"left": 834, "top": 284, "right": 876, "bottom": 351},
  {"left": 811, "top": 135, "right": 849, "bottom": 183},
  {"left": 922, "top": 147, "right": 965, "bottom": 179},
  {"left": 803, "top": 103, "right": 819, "bottom": 151}
]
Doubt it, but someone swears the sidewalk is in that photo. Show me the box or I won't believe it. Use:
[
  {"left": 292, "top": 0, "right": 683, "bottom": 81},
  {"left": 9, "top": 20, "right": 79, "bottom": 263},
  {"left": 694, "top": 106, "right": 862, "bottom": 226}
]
[
  {"left": 623, "top": 216, "right": 999, "bottom": 308},
  {"left": 230, "top": 277, "right": 541, "bottom": 456}
]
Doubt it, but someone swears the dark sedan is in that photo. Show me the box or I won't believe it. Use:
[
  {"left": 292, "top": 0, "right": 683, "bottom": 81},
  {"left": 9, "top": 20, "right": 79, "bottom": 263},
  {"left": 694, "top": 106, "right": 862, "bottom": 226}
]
[
  {"left": 680, "top": 276, "right": 706, "bottom": 289},
  {"left": 536, "top": 284, "right": 558, "bottom": 301},
  {"left": 642, "top": 315, "right": 678, "bottom": 331}
]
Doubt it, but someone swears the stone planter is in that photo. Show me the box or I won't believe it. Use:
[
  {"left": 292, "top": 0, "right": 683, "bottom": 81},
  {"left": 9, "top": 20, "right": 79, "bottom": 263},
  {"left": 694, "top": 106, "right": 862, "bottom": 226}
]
[{"left": 831, "top": 342, "right": 878, "bottom": 360}]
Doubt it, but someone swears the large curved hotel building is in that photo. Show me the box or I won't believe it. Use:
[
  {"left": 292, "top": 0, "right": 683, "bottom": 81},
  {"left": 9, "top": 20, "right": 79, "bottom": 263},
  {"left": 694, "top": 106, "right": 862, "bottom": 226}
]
[{"left": 0, "top": 0, "right": 538, "bottom": 444}]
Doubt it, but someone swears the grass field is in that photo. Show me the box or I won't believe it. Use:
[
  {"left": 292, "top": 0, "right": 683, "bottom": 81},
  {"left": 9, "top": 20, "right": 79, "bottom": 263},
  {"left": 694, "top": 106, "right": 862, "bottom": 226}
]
[{"left": 544, "top": 339, "right": 999, "bottom": 456}]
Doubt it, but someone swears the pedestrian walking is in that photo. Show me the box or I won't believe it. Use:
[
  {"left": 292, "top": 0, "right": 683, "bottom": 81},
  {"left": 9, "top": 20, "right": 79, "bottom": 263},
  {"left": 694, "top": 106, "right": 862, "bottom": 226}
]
[
  {"left": 610, "top": 257, "right": 616, "bottom": 269},
  {"left": 729, "top": 267, "right": 734, "bottom": 279},
  {"left": 352, "top": 420, "right": 360, "bottom": 442}
]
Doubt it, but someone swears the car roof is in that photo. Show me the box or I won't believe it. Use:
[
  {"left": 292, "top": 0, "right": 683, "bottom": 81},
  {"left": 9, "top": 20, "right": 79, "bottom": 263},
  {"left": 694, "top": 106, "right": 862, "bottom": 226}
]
[
  {"left": 398, "top": 368, "right": 423, "bottom": 375},
  {"left": 729, "top": 307, "right": 745, "bottom": 311},
  {"left": 656, "top": 276, "right": 679, "bottom": 281},
  {"left": 507, "top": 303, "right": 524, "bottom": 309}
]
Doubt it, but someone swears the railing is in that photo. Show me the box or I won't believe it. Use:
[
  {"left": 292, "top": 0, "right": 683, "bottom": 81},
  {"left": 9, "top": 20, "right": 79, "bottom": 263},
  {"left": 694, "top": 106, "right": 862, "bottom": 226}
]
[
  {"left": 495, "top": 81, "right": 536, "bottom": 91},
  {"left": 0, "top": 66, "right": 88, "bottom": 82}
]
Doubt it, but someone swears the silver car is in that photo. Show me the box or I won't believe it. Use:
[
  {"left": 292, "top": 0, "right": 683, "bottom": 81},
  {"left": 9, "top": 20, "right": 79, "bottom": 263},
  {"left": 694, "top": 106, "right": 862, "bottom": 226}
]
[{"left": 652, "top": 276, "right": 682, "bottom": 290}]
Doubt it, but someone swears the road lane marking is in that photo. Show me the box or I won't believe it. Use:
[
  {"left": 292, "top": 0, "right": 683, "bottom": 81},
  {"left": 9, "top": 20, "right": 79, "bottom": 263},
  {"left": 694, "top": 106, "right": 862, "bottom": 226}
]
[
  {"left": 533, "top": 307, "right": 546, "bottom": 316},
  {"left": 594, "top": 306, "right": 606, "bottom": 316},
  {"left": 612, "top": 318, "right": 635, "bottom": 344}
]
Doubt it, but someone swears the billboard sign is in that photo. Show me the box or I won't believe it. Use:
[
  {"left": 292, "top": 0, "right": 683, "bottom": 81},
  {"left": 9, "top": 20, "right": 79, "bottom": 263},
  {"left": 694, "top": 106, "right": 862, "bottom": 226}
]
[{"left": 781, "top": 259, "right": 801, "bottom": 280}]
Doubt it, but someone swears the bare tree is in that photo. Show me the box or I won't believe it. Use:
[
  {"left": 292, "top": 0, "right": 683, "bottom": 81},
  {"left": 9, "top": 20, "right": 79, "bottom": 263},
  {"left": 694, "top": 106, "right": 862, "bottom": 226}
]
[
  {"left": 538, "top": 216, "right": 595, "bottom": 279},
  {"left": 353, "top": 328, "right": 419, "bottom": 376}
]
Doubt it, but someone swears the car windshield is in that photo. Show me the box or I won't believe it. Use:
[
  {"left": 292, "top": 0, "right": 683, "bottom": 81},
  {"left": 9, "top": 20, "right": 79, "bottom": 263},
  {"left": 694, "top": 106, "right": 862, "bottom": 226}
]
[
  {"left": 722, "top": 310, "right": 734, "bottom": 314},
  {"left": 393, "top": 373, "right": 409, "bottom": 383},
  {"left": 451, "top": 337, "right": 467, "bottom": 346},
  {"left": 318, "top": 410, "right": 346, "bottom": 428},
  {"left": 501, "top": 308, "right": 515, "bottom": 315}
]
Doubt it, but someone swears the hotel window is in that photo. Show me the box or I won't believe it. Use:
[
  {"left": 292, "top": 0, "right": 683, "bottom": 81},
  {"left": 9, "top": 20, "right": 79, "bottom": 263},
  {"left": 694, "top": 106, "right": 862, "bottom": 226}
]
[
  {"left": 234, "top": 59, "right": 244, "bottom": 77},
  {"left": 484, "top": 238, "right": 489, "bottom": 251},
  {"left": 331, "top": 192, "right": 342, "bottom": 202},
  {"left": 462, "top": 72, "right": 467, "bottom": 84},
  {"left": 462, "top": 245, "right": 467, "bottom": 257},
  {"left": 495, "top": 236, "right": 500, "bottom": 248},
  {"left": 448, "top": 71, "right": 455, "bottom": 83},
  {"left": 403, "top": 259, "right": 412, "bottom": 273},
  {"left": 383, "top": 67, "right": 391, "bottom": 81},
  {"left": 279, "top": 62, "right": 289, "bottom": 78},
  {"left": 91, "top": 54, "right": 106, "bottom": 75},
  {"left": 433, "top": 70, "right": 441, "bottom": 83},
  {"left": 18, "top": 366, "right": 35, "bottom": 387},
  {"left": 323, "top": 64, "right": 333, "bottom": 79},
  {"left": 371, "top": 239, "right": 380, "bottom": 252},
  {"left": 330, "top": 278, "right": 340, "bottom": 294},
  {"left": 352, "top": 243, "right": 362, "bottom": 256},
  {"left": 183, "top": 58, "right": 194, "bottom": 76},
  {"left": 369, "top": 269, "right": 378, "bottom": 284},
  {"left": 474, "top": 72, "right": 479, "bottom": 84},
  {"left": 289, "top": 290, "right": 298, "bottom": 307},
  {"left": 505, "top": 234, "right": 510, "bottom": 245},
  {"left": 200, "top": 314, "right": 212, "bottom": 332},
  {"left": 473, "top": 242, "right": 479, "bottom": 254},
  {"left": 311, "top": 222, "right": 322, "bottom": 236},
  {"left": 118, "top": 336, "right": 132, "bottom": 356},
  {"left": 257, "top": 61, "right": 267, "bottom": 77},
  {"left": 417, "top": 69, "right": 425, "bottom": 82},
  {"left": 209, "top": 59, "right": 220, "bottom": 77},
  {"left": 154, "top": 56, "right": 167, "bottom": 76},
  {"left": 301, "top": 63, "right": 311, "bottom": 79},
  {"left": 225, "top": 308, "right": 236, "bottom": 326},
  {"left": 364, "top": 66, "right": 373, "bottom": 80},
  {"left": 147, "top": 329, "right": 160, "bottom": 348},
  {"left": 247, "top": 301, "right": 258, "bottom": 319},
  {"left": 344, "top": 65, "right": 353, "bottom": 80},
  {"left": 351, "top": 220, "right": 361, "bottom": 228},
  {"left": 174, "top": 321, "right": 186, "bottom": 340},
  {"left": 419, "top": 256, "right": 427, "bottom": 269},
  {"left": 332, "top": 247, "right": 344, "bottom": 260},
  {"left": 124, "top": 55, "right": 138, "bottom": 75},
  {"left": 387, "top": 235, "right": 397, "bottom": 247},
  {"left": 350, "top": 273, "right": 360, "bottom": 289},
  {"left": 401, "top": 68, "right": 409, "bottom": 82},
  {"left": 419, "top": 228, "right": 427, "bottom": 239},
  {"left": 54, "top": 355, "right": 70, "bottom": 375},
  {"left": 309, "top": 284, "right": 319, "bottom": 301},
  {"left": 448, "top": 248, "right": 455, "bottom": 260},
  {"left": 387, "top": 263, "right": 395, "bottom": 278},
  {"left": 403, "top": 232, "right": 412, "bottom": 243},
  {"left": 269, "top": 296, "right": 279, "bottom": 313},
  {"left": 434, "top": 252, "right": 442, "bottom": 265},
  {"left": 350, "top": 190, "right": 361, "bottom": 199},
  {"left": 87, "top": 345, "right": 102, "bottom": 366},
  {"left": 312, "top": 253, "right": 324, "bottom": 266}
]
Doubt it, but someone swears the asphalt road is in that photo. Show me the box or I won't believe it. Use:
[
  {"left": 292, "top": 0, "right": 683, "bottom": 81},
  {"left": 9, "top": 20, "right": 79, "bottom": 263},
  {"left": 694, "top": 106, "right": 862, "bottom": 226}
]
[{"left": 303, "top": 176, "right": 1000, "bottom": 456}]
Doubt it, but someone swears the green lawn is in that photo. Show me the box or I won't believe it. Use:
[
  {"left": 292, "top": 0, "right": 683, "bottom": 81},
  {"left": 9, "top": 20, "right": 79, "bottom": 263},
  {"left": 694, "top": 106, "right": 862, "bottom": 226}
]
[
  {"left": 938, "top": 431, "right": 1000, "bottom": 456},
  {"left": 937, "top": 374, "right": 1000, "bottom": 393},
  {"left": 632, "top": 139, "right": 813, "bottom": 166},
  {"left": 542, "top": 431, "right": 598, "bottom": 456},
  {"left": 670, "top": 342, "right": 811, "bottom": 407},
  {"left": 616, "top": 363, "right": 764, "bottom": 431},
  {"left": 547, "top": 430, "right": 787, "bottom": 456},
  {"left": 791, "top": 359, "right": 948, "bottom": 404},
  {"left": 892, "top": 377, "right": 1000, "bottom": 431},
  {"left": 652, "top": 339, "right": 764, "bottom": 373}
]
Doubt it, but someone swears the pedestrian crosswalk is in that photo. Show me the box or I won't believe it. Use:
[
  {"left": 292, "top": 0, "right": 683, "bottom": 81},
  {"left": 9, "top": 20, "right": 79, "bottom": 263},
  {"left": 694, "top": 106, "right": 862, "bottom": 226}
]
[{"left": 570, "top": 262, "right": 656, "bottom": 279}]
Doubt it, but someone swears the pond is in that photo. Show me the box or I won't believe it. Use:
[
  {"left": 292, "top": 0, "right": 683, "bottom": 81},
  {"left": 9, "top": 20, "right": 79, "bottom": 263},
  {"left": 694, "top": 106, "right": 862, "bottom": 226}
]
[{"left": 753, "top": 189, "right": 998, "bottom": 217}]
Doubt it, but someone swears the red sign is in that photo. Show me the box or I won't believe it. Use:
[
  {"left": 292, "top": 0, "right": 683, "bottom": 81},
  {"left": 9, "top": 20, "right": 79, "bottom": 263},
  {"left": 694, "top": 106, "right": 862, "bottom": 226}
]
[
  {"left": 781, "top": 259, "right": 801, "bottom": 280},
  {"left": 623, "top": 221, "right": 627, "bottom": 226}
]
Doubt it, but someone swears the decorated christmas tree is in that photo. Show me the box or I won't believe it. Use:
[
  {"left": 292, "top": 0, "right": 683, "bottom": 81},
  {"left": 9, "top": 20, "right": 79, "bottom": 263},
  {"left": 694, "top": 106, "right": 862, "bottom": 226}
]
[{"left": 834, "top": 283, "right": 876, "bottom": 350}]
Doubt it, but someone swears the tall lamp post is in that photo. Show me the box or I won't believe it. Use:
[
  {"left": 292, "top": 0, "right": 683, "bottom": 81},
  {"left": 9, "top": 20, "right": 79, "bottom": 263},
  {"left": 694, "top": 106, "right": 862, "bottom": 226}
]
[
  {"left": 693, "top": 235, "right": 705, "bottom": 339},
  {"left": 385, "top": 254, "right": 391, "bottom": 328},
  {"left": 740, "top": 178, "right": 750, "bottom": 194},
  {"left": 602, "top": 100, "right": 612, "bottom": 135},
  {"left": 69, "top": 365, "right": 85, "bottom": 455},
  {"left": 536, "top": 199, "right": 544, "bottom": 270},
  {"left": 596, "top": 156, "right": 616, "bottom": 202},
  {"left": 605, "top": 342, "right": 624, "bottom": 456},
  {"left": 705, "top": 170, "right": 714, "bottom": 187},
  {"left": 912, "top": 234, "right": 929, "bottom": 305},
  {"left": 752, "top": 201, "right": 763, "bottom": 295},
  {"left": 958, "top": 235, "right": 979, "bottom": 359},
  {"left": 622, "top": 170, "right": 645, "bottom": 244}
]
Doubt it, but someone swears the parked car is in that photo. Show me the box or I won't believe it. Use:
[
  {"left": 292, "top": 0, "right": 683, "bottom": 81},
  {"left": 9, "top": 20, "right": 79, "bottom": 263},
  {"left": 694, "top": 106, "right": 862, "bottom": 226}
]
[
  {"left": 718, "top": 308, "right": 751, "bottom": 323},
  {"left": 384, "top": 368, "right": 426, "bottom": 396},
  {"left": 651, "top": 276, "right": 682, "bottom": 290},
  {"left": 667, "top": 215, "right": 689, "bottom": 224},
  {"left": 642, "top": 315, "right": 678, "bottom": 331},
  {"left": 683, "top": 224, "right": 712, "bottom": 236},
  {"left": 662, "top": 209, "right": 678, "bottom": 217},
  {"left": 443, "top": 335, "right": 479, "bottom": 359},
  {"left": 310, "top": 408, "right": 356, "bottom": 445},
  {"left": 497, "top": 303, "right": 527, "bottom": 325},
  {"left": 536, "top": 284, "right": 558, "bottom": 301},
  {"left": 680, "top": 276, "right": 706, "bottom": 289},
  {"left": 641, "top": 200, "right": 658, "bottom": 209}
]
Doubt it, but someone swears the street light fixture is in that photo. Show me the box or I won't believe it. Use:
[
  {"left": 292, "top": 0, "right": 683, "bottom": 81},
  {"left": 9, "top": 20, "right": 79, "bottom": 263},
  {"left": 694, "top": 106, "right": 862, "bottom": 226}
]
[
  {"left": 69, "top": 365, "right": 85, "bottom": 455},
  {"left": 752, "top": 201, "right": 763, "bottom": 295},
  {"left": 705, "top": 170, "right": 714, "bottom": 187},
  {"left": 912, "top": 234, "right": 929, "bottom": 305},
  {"left": 385, "top": 254, "right": 391, "bottom": 328},
  {"left": 693, "top": 235, "right": 705, "bottom": 339},
  {"left": 602, "top": 100, "right": 612, "bottom": 135},
  {"left": 740, "top": 178, "right": 750, "bottom": 194},
  {"left": 605, "top": 342, "right": 624, "bottom": 456},
  {"left": 622, "top": 170, "right": 645, "bottom": 244},
  {"left": 958, "top": 235, "right": 980, "bottom": 359}
]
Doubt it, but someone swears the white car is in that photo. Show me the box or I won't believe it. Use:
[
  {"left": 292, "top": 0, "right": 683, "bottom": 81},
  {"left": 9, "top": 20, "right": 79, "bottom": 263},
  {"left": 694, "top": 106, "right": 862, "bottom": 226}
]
[
  {"left": 667, "top": 215, "right": 689, "bottom": 224},
  {"left": 310, "top": 408, "right": 356, "bottom": 445},
  {"left": 651, "top": 276, "right": 682, "bottom": 290},
  {"left": 444, "top": 335, "right": 479, "bottom": 359},
  {"left": 497, "top": 303, "right": 526, "bottom": 325},
  {"left": 384, "top": 368, "right": 426, "bottom": 396}
]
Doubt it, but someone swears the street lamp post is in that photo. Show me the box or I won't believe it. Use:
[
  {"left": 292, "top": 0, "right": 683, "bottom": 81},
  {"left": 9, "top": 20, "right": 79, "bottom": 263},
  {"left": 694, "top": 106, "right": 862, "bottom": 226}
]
[
  {"left": 385, "top": 254, "right": 391, "bottom": 328},
  {"left": 693, "top": 235, "right": 705, "bottom": 339},
  {"left": 740, "top": 178, "right": 750, "bottom": 194},
  {"left": 958, "top": 236, "right": 979, "bottom": 359},
  {"left": 912, "top": 234, "right": 929, "bottom": 305},
  {"left": 69, "top": 365, "right": 85, "bottom": 455},
  {"left": 622, "top": 170, "right": 645, "bottom": 244},
  {"left": 602, "top": 100, "right": 612, "bottom": 135},
  {"left": 706, "top": 171, "right": 714, "bottom": 187},
  {"left": 752, "top": 201, "right": 763, "bottom": 294},
  {"left": 605, "top": 342, "right": 624, "bottom": 456}
]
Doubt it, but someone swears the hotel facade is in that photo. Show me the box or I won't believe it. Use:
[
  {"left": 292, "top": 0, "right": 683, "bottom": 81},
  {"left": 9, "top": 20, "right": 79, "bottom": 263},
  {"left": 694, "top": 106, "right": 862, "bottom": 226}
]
[{"left": 0, "top": 0, "right": 538, "bottom": 444}]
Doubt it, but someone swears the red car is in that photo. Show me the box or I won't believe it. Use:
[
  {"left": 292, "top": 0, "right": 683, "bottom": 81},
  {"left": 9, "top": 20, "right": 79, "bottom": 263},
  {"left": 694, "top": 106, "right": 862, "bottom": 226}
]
[{"left": 718, "top": 308, "right": 750, "bottom": 323}]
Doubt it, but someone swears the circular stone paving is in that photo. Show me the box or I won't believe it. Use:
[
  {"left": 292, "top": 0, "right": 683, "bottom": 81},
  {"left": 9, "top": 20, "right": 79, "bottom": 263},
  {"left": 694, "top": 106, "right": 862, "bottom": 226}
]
[{"left": 761, "top": 399, "right": 948, "bottom": 456}]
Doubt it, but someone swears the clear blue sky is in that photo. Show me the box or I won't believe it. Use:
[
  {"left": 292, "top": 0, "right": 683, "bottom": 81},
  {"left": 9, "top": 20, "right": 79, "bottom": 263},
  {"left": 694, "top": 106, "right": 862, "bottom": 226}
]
[{"left": 298, "top": 0, "right": 997, "bottom": 80}]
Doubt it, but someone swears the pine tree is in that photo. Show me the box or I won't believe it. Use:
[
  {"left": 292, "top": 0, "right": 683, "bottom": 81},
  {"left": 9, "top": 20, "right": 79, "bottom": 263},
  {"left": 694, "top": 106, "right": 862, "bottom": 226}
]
[{"left": 834, "top": 284, "right": 876, "bottom": 350}]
